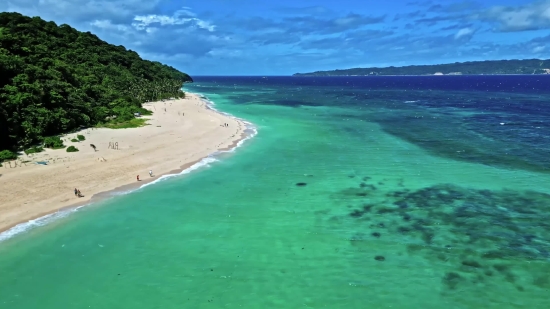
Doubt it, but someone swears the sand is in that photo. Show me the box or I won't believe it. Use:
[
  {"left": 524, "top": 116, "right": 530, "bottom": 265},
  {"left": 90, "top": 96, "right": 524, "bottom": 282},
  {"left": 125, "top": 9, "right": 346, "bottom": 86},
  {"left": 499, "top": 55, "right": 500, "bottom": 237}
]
[{"left": 0, "top": 93, "right": 249, "bottom": 233}]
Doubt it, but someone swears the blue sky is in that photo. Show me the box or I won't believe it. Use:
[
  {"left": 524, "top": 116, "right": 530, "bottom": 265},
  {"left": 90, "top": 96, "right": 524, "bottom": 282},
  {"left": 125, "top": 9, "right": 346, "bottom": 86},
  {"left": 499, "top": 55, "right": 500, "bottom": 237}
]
[{"left": 2, "top": 0, "right": 550, "bottom": 75}]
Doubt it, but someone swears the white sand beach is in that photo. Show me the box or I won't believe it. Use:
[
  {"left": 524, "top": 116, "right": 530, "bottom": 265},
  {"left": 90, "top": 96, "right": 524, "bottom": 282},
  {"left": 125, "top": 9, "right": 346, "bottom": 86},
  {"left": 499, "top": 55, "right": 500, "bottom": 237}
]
[{"left": 0, "top": 93, "right": 248, "bottom": 233}]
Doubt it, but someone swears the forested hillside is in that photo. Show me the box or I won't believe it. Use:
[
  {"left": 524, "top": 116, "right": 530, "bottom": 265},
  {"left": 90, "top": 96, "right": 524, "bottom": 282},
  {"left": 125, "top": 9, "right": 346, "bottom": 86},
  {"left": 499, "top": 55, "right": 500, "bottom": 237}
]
[
  {"left": 0, "top": 12, "right": 193, "bottom": 153},
  {"left": 294, "top": 59, "right": 550, "bottom": 76}
]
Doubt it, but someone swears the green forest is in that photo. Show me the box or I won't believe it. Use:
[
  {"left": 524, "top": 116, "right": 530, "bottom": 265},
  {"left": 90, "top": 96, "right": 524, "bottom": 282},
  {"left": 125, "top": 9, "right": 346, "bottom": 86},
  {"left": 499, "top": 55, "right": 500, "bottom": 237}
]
[
  {"left": 0, "top": 12, "right": 193, "bottom": 155},
  {"left": 294, "top": 59, "right": 550, "bottom": 76}
]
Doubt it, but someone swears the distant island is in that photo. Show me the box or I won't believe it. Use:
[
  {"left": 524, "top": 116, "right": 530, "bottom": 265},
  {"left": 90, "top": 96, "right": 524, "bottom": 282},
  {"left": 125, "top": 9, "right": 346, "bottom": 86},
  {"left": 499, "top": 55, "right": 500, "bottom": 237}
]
[
  {"left": 0, "top": 12, "right": 192, "bottom": 154},
  {"left": 293, "top": 59, "right": 550, "bottom": 76}
]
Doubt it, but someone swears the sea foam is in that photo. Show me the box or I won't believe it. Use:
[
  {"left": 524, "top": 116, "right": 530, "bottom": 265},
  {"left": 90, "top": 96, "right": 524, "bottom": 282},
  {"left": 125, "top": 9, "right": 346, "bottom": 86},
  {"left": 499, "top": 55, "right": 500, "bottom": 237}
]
[{"left": 0, "top": 204, "right": 88, "bottom": 242}]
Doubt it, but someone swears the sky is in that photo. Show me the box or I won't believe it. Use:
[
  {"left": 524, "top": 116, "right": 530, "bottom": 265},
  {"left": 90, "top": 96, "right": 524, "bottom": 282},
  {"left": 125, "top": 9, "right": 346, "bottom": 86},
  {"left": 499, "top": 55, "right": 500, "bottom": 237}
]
[{"left": 1, "top": 0, "right": 550, "bottom": 75}]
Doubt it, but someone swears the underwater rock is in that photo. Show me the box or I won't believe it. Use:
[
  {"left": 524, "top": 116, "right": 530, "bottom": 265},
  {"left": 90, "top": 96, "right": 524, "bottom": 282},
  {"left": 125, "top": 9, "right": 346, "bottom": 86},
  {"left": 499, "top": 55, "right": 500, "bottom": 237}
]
[
  {"left": 407, "top": 244, "right": 425, "bottom": 253},
  {"left": 421, "top": 231, "right": 435, "bottom": 244},
  {"left": 437, "top": 253, "right": 449, "bottom": 262},
  {"left": 295, "top": 182, "right": 307, "bottom": 187},
  {"left": 481, "top": 250, "right": 504, "bottom": 259},
  {"left": 442, "top": 272, "right": 463, "bottom": 290},
  {"left": 374, "top": 255, "right": 385, "bottom": 261},
  {"left": 471, "top": 274, "right": 486, "bottom": 284},
  {"left": 349, "top": 210, "right": 363, "bottom": 218},
  {"left": 394, "top": 201, "right": 409, "bottom": 209},
  {"left": 533, "top": 275, "right": 550, "bottom": 288},
  {"left": 523, "top": 234, "right": 536, "bottom": 243},
  {"left": 371, "top": 232, "right": 381, "bottom": 238},
  {"left": 369, "top": 222, "right": 387, "bottom": 229},
  {"left": 349, "top": 233, "right": 367, "bottom": 242},
  {"left": 461, "top": 260, "right": 482, "bottom": 268},
  {"left": 398, "top": 226, "right": 412, "bottom": 234},
  {"left": 388, "top": 191, "right": 409, "bottom": 198},
  {"left": 376, "top": 207, "right": 397, "bottom": 214},
  {"left": 504, "top": 272, "right": 516, "bottom": 283},
  {"left": 493, "top": 264, "right": 510, "bottom": 273},
  {"left": 337, "top": 188, "right": 371, "bottom": 198},
  {"left": 362, "top": 204, "right": 374, "bottom": 212}
]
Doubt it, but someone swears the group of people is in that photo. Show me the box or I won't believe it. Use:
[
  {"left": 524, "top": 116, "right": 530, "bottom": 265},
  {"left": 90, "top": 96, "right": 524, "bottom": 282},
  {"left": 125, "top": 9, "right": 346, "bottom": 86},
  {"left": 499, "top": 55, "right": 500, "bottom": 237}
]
[
  {"left": 74, "top": 169, "right": 153, "bottom": 198},
  {"left": 74, "top": 188, "right": 83, "bottom": 198},
  {"left": 136, "top": 170, "right": 154, "bottom": 181},
  {"left": 222, "top": 123, "right": 229, "bottom": 127}
]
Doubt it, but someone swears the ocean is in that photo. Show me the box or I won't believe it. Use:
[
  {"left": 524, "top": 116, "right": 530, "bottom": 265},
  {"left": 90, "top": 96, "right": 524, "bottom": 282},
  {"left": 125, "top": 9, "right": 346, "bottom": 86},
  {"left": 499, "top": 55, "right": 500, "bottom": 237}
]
[{"left": 1, "top": 76, "right": 550, "bottom": 308}]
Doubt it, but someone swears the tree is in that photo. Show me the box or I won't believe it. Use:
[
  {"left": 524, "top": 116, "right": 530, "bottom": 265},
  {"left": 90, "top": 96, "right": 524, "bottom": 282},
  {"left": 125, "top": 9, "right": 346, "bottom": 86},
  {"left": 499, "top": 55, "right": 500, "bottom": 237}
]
[{"left": 0, "top": 12, "right": 193, "bottom": 152}]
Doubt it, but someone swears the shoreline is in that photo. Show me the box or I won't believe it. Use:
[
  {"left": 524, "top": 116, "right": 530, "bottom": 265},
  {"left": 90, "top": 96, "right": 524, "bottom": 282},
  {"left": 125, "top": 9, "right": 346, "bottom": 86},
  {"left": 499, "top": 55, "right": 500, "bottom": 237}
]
[{"left": 0, "top": 92, "right": 256, "bottom": 241}]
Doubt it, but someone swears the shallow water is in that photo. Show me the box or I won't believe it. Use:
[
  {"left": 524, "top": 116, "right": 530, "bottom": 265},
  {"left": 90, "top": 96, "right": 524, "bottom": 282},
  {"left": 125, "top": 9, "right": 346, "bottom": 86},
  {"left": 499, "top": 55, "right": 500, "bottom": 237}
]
[{"left": 1, "top": 76, "right": 549, "bottom": 308}]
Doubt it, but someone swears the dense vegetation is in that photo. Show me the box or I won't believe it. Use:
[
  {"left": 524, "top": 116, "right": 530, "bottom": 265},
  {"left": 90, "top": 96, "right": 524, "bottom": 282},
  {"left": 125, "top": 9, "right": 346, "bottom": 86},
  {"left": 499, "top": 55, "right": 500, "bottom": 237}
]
[
  {"left": 294, "top": 59, "right": 550, "bottom": 76},
  {"left": 0, "top": 12, "right": 193, "bottom": 153}
]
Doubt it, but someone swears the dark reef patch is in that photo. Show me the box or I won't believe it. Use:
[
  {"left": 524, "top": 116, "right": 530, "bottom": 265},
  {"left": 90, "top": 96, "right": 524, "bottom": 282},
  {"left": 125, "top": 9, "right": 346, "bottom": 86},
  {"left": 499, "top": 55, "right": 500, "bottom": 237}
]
[
  {"left": 461, "top": 260, "right": 482, "bottom": 269},
  {"left": 442, "top": 272, "right": 463, "bottom": 290},
  {"left": 533, "top": 275, "right": 550, "bottom": 288},
  {"left": 349, "top": 209, "right": 363, "bottom": 218},
  {"left": 335, "top": 182, "right": 550, "bottom": 292},
  {"left": 295, "top": 182, "right": 307, "bottom": 187},
  {"left": 374, "top": 255, "right": 385, "bottom": 261},
  {"left": 398, "top": 226, "right": 412, "bottom": 234},
  {"left": 375, "top": 112, "right": 550, "bottom": 174},
  {"left": 268, "top": 99, "right": 323, "bottom": 108}
]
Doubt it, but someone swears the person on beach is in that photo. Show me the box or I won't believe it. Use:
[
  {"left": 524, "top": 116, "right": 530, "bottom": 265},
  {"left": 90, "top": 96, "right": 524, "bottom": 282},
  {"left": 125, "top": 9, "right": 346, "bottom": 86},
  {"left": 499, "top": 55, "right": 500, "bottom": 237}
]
[
  {"left": 137, "top": 175, "right": 140, "bottom": 181},
  {"left": 77, "top": 189, "right": 82, "bottom": 197},
  {"left": 149, "top": 170, "right": 153, "bottom": 177},
  {"left": 74, "top": 188, "right": 78, "bottom": 196}
]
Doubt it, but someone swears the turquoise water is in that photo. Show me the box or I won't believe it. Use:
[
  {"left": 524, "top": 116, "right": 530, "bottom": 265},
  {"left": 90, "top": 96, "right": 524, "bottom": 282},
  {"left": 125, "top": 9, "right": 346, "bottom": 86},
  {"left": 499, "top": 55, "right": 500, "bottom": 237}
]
[{"left": 1, "top": 76, "right": 550, "bottom": 308}]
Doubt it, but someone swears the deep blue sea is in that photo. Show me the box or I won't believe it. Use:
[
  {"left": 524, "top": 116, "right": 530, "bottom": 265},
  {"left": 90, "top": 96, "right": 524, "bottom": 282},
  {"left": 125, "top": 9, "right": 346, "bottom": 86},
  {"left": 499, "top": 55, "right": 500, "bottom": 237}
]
[{"left": 1, "top": 75, "right": 549, "bottom": 309}]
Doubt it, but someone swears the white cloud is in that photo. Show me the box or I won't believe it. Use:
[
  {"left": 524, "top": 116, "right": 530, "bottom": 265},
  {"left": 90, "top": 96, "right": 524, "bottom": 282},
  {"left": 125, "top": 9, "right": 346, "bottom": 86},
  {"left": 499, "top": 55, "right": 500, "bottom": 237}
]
[
  {"left": 0, "top": 0, "right": 162, "bottom": 22},
  {"left": 132, "top": 9, "right": 216, "bottom": 32},
  {"left": 454, "top": 27, "right": 474, "bottom": 39},
  {"left": 533, "top": 46, "right": 546, "bottom": 53},
  {"left": 82, "top": 6, "right": 229, "bottom": 58},
  {"left": 90, "top": 20, "right": 131, "bottom": 33},
  {"left": 483, "top": 0, "right": 550, "bottom": 31}
]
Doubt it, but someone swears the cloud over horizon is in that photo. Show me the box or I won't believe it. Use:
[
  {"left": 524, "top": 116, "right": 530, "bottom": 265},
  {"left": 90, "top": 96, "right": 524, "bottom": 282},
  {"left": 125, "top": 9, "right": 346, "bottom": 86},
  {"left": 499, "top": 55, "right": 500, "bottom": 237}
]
[{"left": 1, "top": 0, "right": 549, "bottom": 75}]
